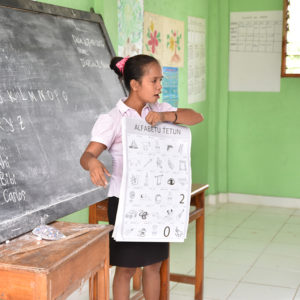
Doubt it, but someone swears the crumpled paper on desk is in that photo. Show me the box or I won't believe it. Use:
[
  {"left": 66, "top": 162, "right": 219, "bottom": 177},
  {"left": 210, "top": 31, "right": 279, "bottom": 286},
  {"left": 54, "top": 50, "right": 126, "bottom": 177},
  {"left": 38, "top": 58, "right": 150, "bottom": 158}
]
[{"left": 32, "top": 225, "right": 66, "bottom": 241}]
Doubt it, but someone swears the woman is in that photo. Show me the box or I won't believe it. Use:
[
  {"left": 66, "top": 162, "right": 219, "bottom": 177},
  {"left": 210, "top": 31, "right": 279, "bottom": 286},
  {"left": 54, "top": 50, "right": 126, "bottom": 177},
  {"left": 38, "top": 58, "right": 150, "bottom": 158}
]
[{"left": 80, "top": 54, "right": 203, "bottom": 300}]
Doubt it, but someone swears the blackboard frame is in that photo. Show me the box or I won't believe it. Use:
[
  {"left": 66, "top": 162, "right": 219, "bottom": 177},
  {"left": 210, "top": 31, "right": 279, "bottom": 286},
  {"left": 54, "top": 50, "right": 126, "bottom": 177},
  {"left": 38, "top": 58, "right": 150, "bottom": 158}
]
[
  {"left": 0, "top": 0, "right": 117, "bottom": 73},
  {"left": 0, "top": 0, "right": 126, "bottom": 243}
]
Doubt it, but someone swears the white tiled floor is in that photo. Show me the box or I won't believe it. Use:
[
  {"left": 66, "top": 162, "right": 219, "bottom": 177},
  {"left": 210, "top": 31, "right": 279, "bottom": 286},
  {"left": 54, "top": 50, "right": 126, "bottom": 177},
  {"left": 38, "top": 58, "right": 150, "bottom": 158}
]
[{"left": 67, "top": 202, "right": 300, "bottom": 299}]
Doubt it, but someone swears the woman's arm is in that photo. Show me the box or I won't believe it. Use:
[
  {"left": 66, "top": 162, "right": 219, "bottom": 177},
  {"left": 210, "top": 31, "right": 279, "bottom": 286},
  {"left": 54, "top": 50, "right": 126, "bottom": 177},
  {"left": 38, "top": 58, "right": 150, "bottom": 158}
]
[
  {"left": 80, "top": 142, "right": 110, "bottom": 187},
  {"left": 146, "top": 108, "right": 204, "bottom": 126}
]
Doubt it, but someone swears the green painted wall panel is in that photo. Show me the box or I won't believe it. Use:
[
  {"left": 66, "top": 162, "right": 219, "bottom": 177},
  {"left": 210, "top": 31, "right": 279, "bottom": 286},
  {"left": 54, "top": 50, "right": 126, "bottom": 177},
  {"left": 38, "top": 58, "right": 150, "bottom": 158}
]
[
  {"left": 228, "top": 0, "right": 300, "bottom": 198},
  {"left": 37, "top": 0, "right": 94, "bottom": 11},
  {"left": 206, "top": 0, "right": 230, "bottom": 195},
  {"left": 230, "top": 0, "right": 283, "bottom": 11}
]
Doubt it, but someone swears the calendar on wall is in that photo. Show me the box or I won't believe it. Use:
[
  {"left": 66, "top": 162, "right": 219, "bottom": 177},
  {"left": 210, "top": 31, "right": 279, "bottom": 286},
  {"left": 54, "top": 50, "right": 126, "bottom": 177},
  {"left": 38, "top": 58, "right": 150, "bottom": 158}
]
[
  {"left": 113, "top": 118, "right": 192, "bottom": 242},
  {"left": 229, "top": 11, "right": 282, "bottom": 92}
]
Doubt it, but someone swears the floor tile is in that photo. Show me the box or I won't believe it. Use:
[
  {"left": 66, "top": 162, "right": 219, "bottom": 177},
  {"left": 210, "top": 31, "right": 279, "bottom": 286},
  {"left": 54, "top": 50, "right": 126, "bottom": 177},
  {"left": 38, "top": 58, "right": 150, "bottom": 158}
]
[
  {"left": 205, "top": 224, "right": 236, "bottom": 237},
  {"left": 294, "top": 287, "right": 300, "bottom": 300},
  {"left": 205, "top": 248, "right": 258, "bottom": 267},
  {"left": 229, "top": 227, "right": 277, "bottom": 242},
  {"left": 246, "top": 213, "right": 290, "bottom": 224},
  {"left": 264, "top": 242, "right": 300, "bottom": 259},
  {"left": 170, "top": 282, "right": 194, "bottom": 296},
  {"left": 205, "top": 205, "right": 220, "bottom": 215},
  {"left": 254, "top": 206, "right": 295, "bottom": 216},
  {"left": 171, "top": 245, "right": 195, "bottom": 273},
  {"left": 204, "top": 246, "right": 215, "bottom": 257},
  {"left": 170, "top": 251, "right": 194, "bottom": 274},
  {"left": 239, "top": 216, "right": 286, "bottom": 230},
  {"left": 168, "top": 293, "right": 195, "bottom": 300},
  {"left": 204, "top": 235, "right": 226, "bottom": 249},
  {"left": 280, "top": 223, "right": 300, "bottom": 233},
  {"left": 287, "top": 215, "right": 300, "bottom": 224},
  {"left": 243, "top": 266, "right": 300, "bottom": 288},
  {"left": 211, "top": 210, "right": 253, "bottom": 219},
  {"left": 293, "top": 209, "right": 300, "bottom": 216},
  {"left": 203, "top": 278, "right": 237, "bottom": 299},
  {"left": 228, "top": 282, "right": 295, "bottom": 300},
  {"left": 272, "top": 230, "right": 300, "bottom": 245},
  {"left": 254, "top": 253, "right": 300, "bottom": 272},
  {"left": 172, "top": 278, "right": 237, "bottom": 299},
  {"left": 218, "top": 237, "right": 267, "bottom": 253},
  {"left": 217, "top": 203, "right": 258, "bottom": 212},
  {"left": 205, "top": 215, "right": 246, "bottom": 227},
  {"left": 205, "top": 261, "right": 250, "bottom": 281}
]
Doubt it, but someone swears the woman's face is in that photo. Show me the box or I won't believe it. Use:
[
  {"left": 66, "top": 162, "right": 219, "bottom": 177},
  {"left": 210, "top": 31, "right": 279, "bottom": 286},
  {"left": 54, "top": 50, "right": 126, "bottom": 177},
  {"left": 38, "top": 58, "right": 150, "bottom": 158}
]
[{"left": 134, "top": 62, "right": 163, "bottom": 104}]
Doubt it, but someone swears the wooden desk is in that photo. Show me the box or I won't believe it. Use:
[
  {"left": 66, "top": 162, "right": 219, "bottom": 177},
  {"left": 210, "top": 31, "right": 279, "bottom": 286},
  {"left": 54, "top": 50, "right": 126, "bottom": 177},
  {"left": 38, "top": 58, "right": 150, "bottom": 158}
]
[
  {"left": 160, "top": 183, "right": 209, "bottom": 300},
  {"left": 89, "top": 183, "right": 209, "bottom": 300},
  {"left": 0, "top": 222, "right": 113, "bottom": 300}
]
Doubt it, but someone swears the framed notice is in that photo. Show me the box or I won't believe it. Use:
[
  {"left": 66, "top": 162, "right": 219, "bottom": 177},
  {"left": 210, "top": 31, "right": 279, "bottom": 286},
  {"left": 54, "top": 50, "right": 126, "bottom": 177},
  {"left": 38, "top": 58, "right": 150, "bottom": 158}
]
[{"left": 113, "top": 118, "right": 191, "bottom": 242}]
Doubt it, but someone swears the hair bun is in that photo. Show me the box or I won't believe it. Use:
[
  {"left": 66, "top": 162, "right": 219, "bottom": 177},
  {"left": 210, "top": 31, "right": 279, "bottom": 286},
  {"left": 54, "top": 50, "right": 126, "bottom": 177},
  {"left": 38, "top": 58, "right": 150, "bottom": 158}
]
[{"left": 110, "top": 57, "right": 123, "bottom": 77}]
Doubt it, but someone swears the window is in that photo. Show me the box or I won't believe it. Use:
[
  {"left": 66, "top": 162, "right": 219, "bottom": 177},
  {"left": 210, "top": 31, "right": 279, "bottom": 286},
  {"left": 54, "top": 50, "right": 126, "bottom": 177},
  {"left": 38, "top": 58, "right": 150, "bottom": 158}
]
[{"left": 281, "top": 0, "right": 300, "bottom": 77}]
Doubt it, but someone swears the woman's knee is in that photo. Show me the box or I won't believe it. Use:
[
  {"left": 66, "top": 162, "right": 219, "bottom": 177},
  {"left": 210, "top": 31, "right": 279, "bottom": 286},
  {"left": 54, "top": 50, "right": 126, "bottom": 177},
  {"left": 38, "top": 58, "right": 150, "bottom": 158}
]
[
  {"left": 143, "top": 262, "right": 162, "bottom": 274},
  {"left": 115, "top": 266, "right": 137, "bottom": 279}
]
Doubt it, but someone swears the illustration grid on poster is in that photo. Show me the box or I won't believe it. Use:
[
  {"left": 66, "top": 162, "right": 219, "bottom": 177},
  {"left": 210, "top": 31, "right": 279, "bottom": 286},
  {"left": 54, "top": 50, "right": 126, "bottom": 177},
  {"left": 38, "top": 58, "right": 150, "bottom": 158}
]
[{"left": 113, "top": 118, "right": 192, "bottom": 242}]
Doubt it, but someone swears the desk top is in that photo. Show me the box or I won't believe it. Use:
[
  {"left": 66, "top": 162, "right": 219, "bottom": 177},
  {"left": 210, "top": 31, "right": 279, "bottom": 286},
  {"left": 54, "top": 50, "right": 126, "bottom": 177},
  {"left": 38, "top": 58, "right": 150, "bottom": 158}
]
[
  {"left": 191, "top": 183, "right": 209, "bottom": 196},
  {"left": 0, "top": 222, "right": 113, "bottom": 272}
]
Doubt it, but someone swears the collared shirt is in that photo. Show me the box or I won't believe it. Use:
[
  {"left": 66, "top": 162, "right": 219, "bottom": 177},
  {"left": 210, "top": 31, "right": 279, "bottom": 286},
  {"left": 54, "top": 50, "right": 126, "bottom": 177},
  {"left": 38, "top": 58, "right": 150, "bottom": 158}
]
[{"left": 91, "top": 97, "right": 177, "bottom": 197}]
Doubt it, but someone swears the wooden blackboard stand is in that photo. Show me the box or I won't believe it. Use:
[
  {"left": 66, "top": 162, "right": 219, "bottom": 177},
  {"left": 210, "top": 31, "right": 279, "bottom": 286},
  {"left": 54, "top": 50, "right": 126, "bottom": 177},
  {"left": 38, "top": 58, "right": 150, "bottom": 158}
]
[{"left": 0, "top": 222, "right": 113, "bottom": 300}]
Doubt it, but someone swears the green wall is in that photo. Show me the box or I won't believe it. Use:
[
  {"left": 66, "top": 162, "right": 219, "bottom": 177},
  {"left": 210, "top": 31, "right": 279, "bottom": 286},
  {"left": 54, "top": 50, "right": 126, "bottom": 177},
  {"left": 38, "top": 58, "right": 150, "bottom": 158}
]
[
  {"left": 228, "top": 0, "right": 300, "bottom": 199},
  {"left": 37, "top": 0, "right": 94, "bottom": 11},
  {"left": 206, "top": 0, "right": 230, "bottom": 195}
]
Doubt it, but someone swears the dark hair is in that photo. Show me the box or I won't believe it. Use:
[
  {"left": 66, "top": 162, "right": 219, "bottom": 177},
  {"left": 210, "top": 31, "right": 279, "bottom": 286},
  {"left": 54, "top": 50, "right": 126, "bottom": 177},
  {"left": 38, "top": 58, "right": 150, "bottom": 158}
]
[{"left": 110, "top": 54, "right": 159, "bottom": 91}]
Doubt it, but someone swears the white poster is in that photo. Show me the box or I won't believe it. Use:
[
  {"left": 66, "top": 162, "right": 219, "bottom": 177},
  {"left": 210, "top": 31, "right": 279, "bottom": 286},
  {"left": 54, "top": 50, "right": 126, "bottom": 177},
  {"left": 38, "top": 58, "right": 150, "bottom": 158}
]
[
  {"left": 229, "top": 11, "right": 282, "bottom": 92},
  {"left": 113, "top": 118, "right": 191, "bottom": 242},
  {"left": 188, "top": 16, "right": 206, "bottom": 103}
]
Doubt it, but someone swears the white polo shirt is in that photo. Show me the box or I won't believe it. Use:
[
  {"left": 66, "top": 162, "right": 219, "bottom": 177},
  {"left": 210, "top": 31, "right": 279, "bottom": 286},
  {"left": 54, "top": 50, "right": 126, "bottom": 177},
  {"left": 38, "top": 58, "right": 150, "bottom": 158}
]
[{"left": 91, "top": 97, "right": 177, "bottom": 197}]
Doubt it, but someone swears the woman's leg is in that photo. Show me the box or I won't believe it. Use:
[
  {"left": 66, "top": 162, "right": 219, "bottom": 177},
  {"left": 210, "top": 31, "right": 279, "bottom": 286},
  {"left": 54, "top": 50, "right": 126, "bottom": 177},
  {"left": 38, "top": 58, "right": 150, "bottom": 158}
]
[
  {"left": 113, "top": 266, "right": 136, "bottom": 300},
  {"left": 142, "top": 261, "right": 162, "bottom": 300}
]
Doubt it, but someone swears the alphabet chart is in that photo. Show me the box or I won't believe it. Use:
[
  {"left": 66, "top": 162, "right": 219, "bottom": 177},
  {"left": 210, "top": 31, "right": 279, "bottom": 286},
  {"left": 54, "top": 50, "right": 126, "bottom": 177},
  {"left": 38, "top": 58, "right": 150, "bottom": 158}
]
[{"left": 113, "top": 117, "right": 191, "bottom": 242}]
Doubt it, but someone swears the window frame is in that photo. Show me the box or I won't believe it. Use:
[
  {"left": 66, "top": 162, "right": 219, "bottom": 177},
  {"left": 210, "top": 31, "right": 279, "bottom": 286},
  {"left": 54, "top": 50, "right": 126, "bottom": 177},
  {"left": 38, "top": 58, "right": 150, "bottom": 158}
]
[{"left": 281, "top": 0, "right": 300, "bottom": 77}]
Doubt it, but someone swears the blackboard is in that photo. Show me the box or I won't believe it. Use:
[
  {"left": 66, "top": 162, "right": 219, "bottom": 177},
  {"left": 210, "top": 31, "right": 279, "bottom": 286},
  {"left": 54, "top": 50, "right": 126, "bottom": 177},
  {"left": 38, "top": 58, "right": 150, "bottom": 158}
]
[{"left": 0, "top": 0, "right": 126, "bottom": 243}]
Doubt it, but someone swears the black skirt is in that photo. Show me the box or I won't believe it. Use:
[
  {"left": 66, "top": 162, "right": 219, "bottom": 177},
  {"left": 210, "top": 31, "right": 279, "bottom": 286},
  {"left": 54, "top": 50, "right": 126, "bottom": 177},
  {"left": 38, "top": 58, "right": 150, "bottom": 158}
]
[{"left": 108, "top": 197, "right": 169, "bottom": 268}]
